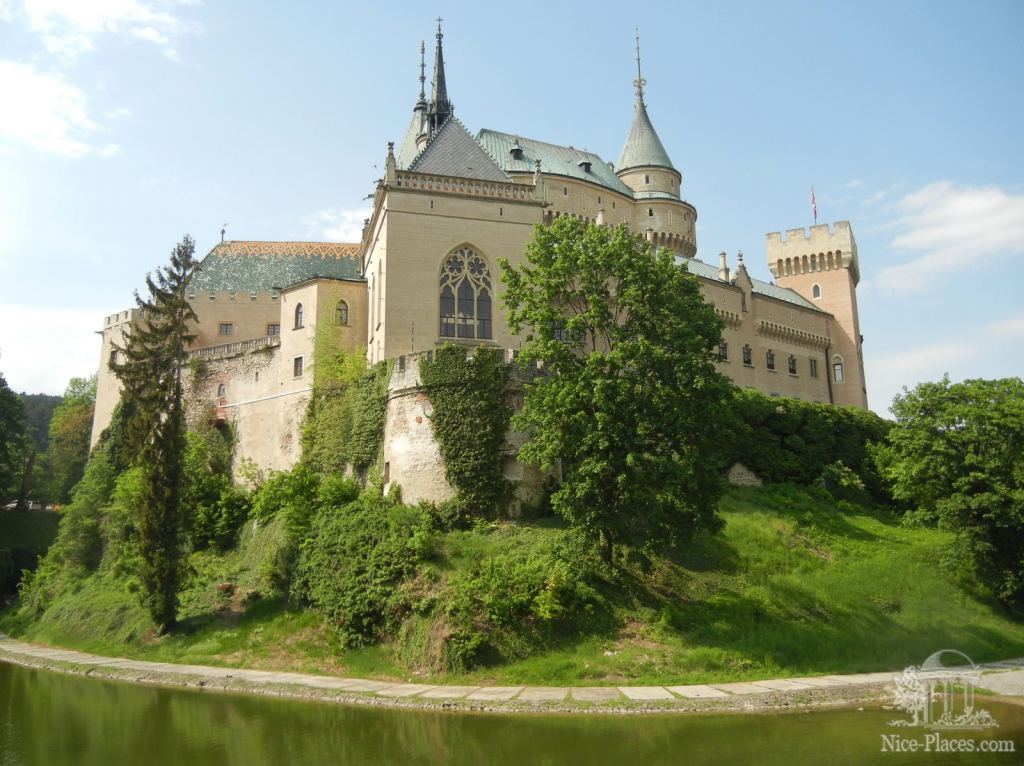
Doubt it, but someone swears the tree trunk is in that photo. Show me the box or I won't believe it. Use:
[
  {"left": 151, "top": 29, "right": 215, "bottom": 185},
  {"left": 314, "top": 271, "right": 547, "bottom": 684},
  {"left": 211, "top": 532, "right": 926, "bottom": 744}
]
[{"left": 599, "top": 527, "right": 614, "bottom": 568}]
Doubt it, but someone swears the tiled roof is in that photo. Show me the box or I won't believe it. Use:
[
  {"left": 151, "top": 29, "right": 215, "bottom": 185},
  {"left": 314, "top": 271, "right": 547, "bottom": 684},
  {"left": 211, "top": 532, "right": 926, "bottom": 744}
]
[
  {"left": 618, "top": 100, "right": 676, "bottom": 173},
  {"left": 192, "top": 241, "right": 363, "bottom": 292},
  {"left": 478, "top": 129, "right": 635, "bottom": 197},
  {"left": 408, "top": 118, "right": 510, "bottom": 182},
  {"left": 681, "top": 257, "right": 823, "bottom": 312},
  {"left": 396, "top": 108, "right": 427, "bottom": 170}
]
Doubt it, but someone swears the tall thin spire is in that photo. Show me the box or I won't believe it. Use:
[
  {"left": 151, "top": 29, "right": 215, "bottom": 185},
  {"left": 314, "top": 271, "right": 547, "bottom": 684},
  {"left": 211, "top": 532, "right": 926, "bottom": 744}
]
[
  {"left": 418, "top": 40, "right": 426, "bottom": 105},
  {"left": 633, "top": 28, "right": 646, "bottom": 105},
  {"left": 427, "top": 17, "right": 453, "bottom": 134}
]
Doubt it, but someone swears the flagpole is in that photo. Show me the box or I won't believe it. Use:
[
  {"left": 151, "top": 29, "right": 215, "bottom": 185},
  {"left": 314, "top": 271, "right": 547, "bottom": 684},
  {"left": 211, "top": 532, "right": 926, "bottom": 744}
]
[{"left": 811, "top": 186, "right": 818, "bottom": 225}]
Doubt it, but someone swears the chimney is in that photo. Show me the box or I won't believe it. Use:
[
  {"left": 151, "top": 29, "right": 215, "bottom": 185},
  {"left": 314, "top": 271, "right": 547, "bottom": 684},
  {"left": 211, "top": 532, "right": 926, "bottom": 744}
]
[{"left": 718, "top": 251, "right": 730, "bottom": 281}]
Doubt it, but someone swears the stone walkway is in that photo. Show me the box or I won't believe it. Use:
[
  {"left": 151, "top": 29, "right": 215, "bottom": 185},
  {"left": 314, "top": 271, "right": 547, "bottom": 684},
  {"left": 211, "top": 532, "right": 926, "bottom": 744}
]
[{"left": 2, "top": 633, "right": 1022, "bottom": 712}]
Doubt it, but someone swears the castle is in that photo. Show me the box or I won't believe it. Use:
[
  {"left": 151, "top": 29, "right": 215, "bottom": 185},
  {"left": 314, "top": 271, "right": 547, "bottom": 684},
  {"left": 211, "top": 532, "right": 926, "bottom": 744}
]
[{"left": 90, "top": 25, "right": 868, "bottom": 507}]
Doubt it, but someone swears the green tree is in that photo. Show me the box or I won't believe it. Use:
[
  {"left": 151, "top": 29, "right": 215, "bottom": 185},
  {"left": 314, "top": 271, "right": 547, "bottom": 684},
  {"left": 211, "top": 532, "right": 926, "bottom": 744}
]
[
  {"left": 46, "top": 375, "right": 97, "bottom": 503},
  {"left": 501, "top": 217, "right": 735, "bottom": 564},
  {"left": 0, "top": 371, "right": 28, "bottom": 503},
  {"left": 879, "top": 376, "right": 1024, "bottom": 609},
  {"left": 113, "top": 235, "right": 199, "bottom": 631}
]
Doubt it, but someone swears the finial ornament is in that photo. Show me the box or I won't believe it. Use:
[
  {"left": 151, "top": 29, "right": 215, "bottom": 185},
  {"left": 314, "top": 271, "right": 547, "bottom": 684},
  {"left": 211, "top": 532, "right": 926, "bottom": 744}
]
[
  {"left": 633, "top": 28, "right": 646, "bottom": 104},
  {"left": 436, "top": 17, "right": 443, "bottom": 37}
]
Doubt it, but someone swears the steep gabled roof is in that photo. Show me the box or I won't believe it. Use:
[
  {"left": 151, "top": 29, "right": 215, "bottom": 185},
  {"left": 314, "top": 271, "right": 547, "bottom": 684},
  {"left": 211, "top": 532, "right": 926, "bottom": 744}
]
[
  {"left": 478, "top": 129, "right": 634, "bottom": 196},
  {"left": 192, "top": 241, "right": 363, "bottom": 292},
  {"left": 408, "top": 118, "right": 509, "bottom": 182},
  {"left": 682, "top": 257, "right": 824, "bottom": 311}
]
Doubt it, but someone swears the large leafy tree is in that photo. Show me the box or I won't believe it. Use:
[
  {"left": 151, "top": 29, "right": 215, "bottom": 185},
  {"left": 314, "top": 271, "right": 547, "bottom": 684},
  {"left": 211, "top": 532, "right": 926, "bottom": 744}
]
[
  {"left": 47, "top": 375, "right": 97, "bottom": 503},
  {"left": 879, "top": 376, "right": 1024, "bottom": 609},
  {"left": 113, "top": 235, "right": 199, "bottom": 631},
  {"left": 501, "top": 217, "right": 735, "bottom": 563},
  {"left": 0, "top": 371, "right": 28, "bottom": 503}
]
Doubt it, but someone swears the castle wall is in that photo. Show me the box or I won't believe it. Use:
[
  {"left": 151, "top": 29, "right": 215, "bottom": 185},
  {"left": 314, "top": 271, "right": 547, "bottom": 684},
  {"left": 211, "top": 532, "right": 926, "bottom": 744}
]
[
  {"left": 188, "top": 289, "right": 282, "bottom": 348},
  {"left": 185, "top": 340, "right": 309, "bottom": 483},
  {"left": 90, "top": 308, "right": 138, "bottom": 448}
]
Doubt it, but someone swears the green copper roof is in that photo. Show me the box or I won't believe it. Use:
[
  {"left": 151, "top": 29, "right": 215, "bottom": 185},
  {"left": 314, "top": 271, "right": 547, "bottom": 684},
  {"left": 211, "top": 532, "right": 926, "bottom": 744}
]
[
  {"left": 618, "top": 100, "right": 676, "bottom": 173},
  {"left": 477, "top": 129, "right": 634, "bottom": 197},
  {"left": 682, "top": 256, "right": 823, "bottom": 312},
  {"left": 192, "top": 241, "right": 363, "bottom": 292},
  {"left": 409, "top": 118, "right": 509, "bottom": 182}
]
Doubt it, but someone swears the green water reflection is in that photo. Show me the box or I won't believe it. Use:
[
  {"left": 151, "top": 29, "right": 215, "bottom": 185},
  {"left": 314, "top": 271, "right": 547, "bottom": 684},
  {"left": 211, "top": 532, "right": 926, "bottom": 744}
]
[{"left": 1, "top": 661, "right": 1021, "bottom": 765}]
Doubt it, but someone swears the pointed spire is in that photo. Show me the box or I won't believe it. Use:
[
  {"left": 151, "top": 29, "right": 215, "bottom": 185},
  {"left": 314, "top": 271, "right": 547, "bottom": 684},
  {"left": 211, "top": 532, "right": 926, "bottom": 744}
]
[
  {"left": 633, "top": 28, "right": 646, "bottom": 106},
  {"left": 417, "top": 40, "right": 427, "bottom": 106},
  {"left": 427, "top": 17, "right": 453, "bottom": 134},
  {"left": 617, "top": 30, "right": 676, "bottom": 174}
]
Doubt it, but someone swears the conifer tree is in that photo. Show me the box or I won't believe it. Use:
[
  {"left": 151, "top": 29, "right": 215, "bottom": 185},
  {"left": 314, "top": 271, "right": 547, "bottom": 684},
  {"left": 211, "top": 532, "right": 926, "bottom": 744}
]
[{"left": 113, "top": 235, "right": 199, "bottom": 631}]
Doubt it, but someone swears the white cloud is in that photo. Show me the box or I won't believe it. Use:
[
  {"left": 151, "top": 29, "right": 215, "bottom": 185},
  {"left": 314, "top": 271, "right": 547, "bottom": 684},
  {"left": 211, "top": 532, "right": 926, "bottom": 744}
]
[
  {"left": 0, "top": 60, "right": 99, "bottom": 156},
  {"left": 868, "top": 311, "right": 1024, "bottom": 415},
  {"left": 875, "top": 181, "right": 1024, "bottom": 293},
  {"left": 301, "top": 207, "right": 371, "bottom": 242},
  {"left": 20, "top": 0, "right": 199, "bottom": 62},
  {"left": 0, "top": 304, "right": 103, "bottom": 394}
]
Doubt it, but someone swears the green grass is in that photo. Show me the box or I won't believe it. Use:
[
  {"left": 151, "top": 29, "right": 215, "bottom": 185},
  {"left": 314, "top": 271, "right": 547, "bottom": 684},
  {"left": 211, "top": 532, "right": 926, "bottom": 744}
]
[{"left": 4, "top": 485, "right": 1023, "bottom": 686}]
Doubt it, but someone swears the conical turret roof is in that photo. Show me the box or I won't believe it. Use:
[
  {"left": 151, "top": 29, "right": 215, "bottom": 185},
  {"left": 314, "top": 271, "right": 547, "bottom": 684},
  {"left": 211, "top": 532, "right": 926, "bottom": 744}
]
[{"left": 618, "top": 99, "right": 675, "bottom": 173}]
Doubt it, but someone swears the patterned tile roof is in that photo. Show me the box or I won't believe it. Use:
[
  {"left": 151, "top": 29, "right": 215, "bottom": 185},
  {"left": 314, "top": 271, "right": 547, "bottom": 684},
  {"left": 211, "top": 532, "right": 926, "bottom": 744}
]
[
  {"left": 682, "top": 257, "right": 823, "bottom": 312},
  {"left": 192, "top": 241, "right": 363, "bottom": 292},
  {"left": 408, "top": 118, "right": 510, "bottom": 182},
  {"left": 478, "top": 129, "right": 635, "bottom": 197}
]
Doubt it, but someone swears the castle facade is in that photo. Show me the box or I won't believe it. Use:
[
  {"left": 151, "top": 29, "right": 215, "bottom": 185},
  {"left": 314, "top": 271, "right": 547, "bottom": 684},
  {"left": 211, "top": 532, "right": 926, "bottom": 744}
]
[{"left": 91, "top": 25, "right": 868, "bottom": 506}]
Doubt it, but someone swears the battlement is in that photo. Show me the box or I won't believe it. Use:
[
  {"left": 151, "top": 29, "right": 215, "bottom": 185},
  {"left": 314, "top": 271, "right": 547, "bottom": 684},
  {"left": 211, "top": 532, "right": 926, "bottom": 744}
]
[
  {"left": 766, "top": 220, "right": 859, "bottom": 283},
  {"left": 102, "top": 308, "right": 138, "bottom": 328}
]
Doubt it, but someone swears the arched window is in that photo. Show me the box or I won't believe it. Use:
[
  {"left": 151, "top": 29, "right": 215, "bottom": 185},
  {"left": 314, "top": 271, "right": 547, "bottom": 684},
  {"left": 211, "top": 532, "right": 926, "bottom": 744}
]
[
  {"left": 439, "top": 247, "right": 493, "bottom": 340},
  {"left": 217, "top": 383, "right": 226, "bottom": 399},
  {"left": 294, "top": 302, "right": 304, "bottom": 329},
  {"left": 833, "top": 355, "right": 845, "bottom": 383},
  {"left": 335, "top": 300, "right": 349, "bottom": 326},
  {"left": 812, "top": 284, "right": 822, "bottom": 299}
]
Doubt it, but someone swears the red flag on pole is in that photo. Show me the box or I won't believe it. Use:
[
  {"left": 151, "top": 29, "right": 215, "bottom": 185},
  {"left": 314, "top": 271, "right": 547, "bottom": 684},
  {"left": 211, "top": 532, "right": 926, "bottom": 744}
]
[{"left": 811, "top": 187, "right": 818, "bottom": 224}]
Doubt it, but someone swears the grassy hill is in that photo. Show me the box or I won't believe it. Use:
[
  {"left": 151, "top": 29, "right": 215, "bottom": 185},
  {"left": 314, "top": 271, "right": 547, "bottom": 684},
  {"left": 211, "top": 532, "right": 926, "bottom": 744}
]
[{"left": 3, "top": 485, "right": 1022, "bottom": 685}]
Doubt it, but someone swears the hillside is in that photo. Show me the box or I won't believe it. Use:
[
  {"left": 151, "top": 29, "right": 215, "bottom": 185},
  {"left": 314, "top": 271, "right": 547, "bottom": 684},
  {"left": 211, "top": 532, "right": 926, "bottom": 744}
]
[{"left": 3, "top": 484, "right": 1022, "bottom": 685}]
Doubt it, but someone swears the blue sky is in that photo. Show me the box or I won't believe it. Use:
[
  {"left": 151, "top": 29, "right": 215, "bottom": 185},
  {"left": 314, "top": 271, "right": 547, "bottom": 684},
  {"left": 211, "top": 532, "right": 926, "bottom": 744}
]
[{"left": 1, "top": 0, "right": 1022, "bottom": 416}]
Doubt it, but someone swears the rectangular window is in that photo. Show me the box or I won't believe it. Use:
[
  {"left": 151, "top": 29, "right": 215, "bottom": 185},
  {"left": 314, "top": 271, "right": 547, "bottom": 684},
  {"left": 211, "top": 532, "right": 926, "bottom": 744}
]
[
  {"left": 810, "top": 358, "right": 818, "bottom": 378},
  {"left": 788, "top": 356, "right": 797, "bottom": 375},
  {"left": 219, "top": 323, "right": 233, "bottom": 336},
  {"left": 742, "top": 345, "right": 752, "bottom": 366},
  {"left": 293, "top": 356, "right": 304, "bottom": 378},
  {"left": 267, "top": 323, "right": 280, "bottom": 336},
  {"left": 766, "top": 350, "right": 776, "bottom": 370},
  {"left": 563, "top": 186, "right": 568, "bottom": 196},
  {"left": 833, "top": 362, "right": 845, "bottom": 383},
  {"left": 718, "top": 340, "right": 728, "bottom": 361}
]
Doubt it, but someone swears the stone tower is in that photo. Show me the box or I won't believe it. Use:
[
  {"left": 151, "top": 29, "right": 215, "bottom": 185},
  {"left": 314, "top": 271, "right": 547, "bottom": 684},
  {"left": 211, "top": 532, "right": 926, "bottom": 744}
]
[{"left": 766, "top": 221, "right": 868, "bottom": 408}]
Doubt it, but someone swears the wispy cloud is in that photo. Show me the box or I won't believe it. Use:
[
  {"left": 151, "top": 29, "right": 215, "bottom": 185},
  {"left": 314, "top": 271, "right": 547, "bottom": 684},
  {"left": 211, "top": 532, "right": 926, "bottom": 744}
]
[
  {"left": 869, "top": 311, "right": 1024, "bottom": 414},
  {"left": 301, "top": 207, "right": 371, "bottom": 242},
  {"left": 19, "top": 0, "right": 200, "bottom": 63},
  {"left": 875, "top": 181, "right": 1024, "bottom": 293},
  {"left": 0, "top": 303, "right": 104, "bottom": 394},
  {"left": 0, "top": 60, "right": 120, "bottom": 157}
]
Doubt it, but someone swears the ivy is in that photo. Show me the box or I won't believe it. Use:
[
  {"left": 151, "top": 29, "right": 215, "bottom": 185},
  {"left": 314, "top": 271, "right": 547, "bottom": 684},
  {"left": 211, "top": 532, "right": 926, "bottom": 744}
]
[
  {"left": 301, "top": 328, "right": 392, "bottom": 478},
  {"left": 420, "top": 345, "right": 512, "bottom": 515}
]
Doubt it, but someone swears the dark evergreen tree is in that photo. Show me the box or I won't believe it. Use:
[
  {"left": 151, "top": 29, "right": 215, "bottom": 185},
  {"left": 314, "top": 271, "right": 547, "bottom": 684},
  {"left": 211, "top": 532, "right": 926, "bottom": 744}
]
[
  {"left": 113, "top": 235, "right": 199, "bottom": 631},
  {"left": 0, "top": 371, "right": 27, "bottom": 503}
]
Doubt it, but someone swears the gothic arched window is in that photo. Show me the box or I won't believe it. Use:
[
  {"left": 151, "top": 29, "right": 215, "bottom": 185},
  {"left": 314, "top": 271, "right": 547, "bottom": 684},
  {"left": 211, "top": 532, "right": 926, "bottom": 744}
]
[
  {"left": 812, "top": 283, "right": 822, "bottom": 299},
  {"left": 294, "top": 302, "right": 304, "bottom": 329},
  {"left": 439, "top": 247, "right": 493, "bottom": 340},
  {"left": 336, "top": 300, "right": 349, "bottom": 326}
]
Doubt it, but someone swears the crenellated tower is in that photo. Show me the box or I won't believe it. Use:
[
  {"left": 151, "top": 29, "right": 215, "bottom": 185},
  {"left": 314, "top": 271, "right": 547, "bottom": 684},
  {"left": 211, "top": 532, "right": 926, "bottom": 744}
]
[{"left": 766, "top": 222, "right": 867, "bottom": 408}]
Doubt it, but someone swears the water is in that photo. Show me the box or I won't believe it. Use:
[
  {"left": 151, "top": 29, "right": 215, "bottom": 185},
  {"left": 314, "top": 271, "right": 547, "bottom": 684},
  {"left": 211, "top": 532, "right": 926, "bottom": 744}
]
[{"left": 1, "top": 661, "right": 1021, "bottom": 765}]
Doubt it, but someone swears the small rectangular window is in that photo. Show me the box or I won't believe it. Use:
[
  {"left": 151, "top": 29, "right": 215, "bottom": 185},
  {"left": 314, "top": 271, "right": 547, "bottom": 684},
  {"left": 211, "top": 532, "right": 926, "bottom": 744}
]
[
  {"left": 218, "top": 323, "right": 234, "bottom": 336},
  {"left": 718, "top": 340, "right": 728, "bottom": 361},
  {"left": 766, "top": 350, "right": 776, "bottom": 370},
  {"left": 833, "top": 362, "right": 845, "bottom": 383},
  {"left": 788, "top": 356, "right": 797, "bottom": 375},
  {"left": 293, "top": 356, "right": 304, "bottom": 378},
  {"left": 742, "top": 345, "right": 752, "bottom": 366},
  {"left": 267, "top": 323, "right": 280, "bottom": 336},
  {"left": 648, "top": 208, "right": 654, "bottom": 217},
  {"left": 810, "top": 358, "right": 818, "bottom": 378},
  {"left": 563, "top": 186, "right": 568, "bottom": 196}
]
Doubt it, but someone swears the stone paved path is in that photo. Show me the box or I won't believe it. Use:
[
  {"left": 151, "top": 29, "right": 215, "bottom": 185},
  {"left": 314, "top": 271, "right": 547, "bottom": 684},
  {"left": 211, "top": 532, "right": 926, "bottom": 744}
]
[{"left": 2, "top": 633, "right": 1021, "bottom": 709}]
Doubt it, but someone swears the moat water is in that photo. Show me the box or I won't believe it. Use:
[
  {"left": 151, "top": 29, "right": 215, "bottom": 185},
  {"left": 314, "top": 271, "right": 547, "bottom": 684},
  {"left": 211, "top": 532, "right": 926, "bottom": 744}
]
[{"left": 1, "top": 661, "right": 1022, "bottom": 765}]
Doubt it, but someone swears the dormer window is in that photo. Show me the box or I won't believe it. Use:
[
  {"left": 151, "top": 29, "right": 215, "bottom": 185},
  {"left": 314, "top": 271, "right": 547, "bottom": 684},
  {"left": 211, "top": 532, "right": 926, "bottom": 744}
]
[
  {"left": 510, "top": 146, "right": 524, "bottom": 160},
  {"left": 578, "top": 160, "right": 592, "bottom": 173}
]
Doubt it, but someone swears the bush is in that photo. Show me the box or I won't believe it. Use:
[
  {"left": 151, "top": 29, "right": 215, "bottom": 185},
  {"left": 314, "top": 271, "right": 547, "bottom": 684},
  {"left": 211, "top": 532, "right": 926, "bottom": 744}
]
[
  {"left": 730, "top": 389, "right": 891, "bottom": 499},
  {"left": 291, "top": 491, "right": 435, "bottom": 647}
]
